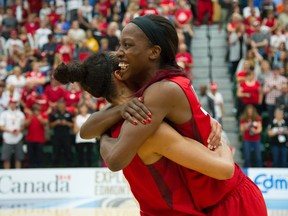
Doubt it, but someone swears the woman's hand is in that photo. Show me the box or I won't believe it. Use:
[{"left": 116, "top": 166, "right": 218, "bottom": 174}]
[
  {"left": 121, "top": 97, "right": 152, "bottom": 125},
  {"left": 208, "top": 117, "right": 222, "bottom": 150}
]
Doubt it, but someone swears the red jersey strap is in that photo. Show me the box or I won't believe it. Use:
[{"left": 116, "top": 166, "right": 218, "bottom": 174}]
[{"left": 167, "top": 76, "right": 211, "bottom": 147}]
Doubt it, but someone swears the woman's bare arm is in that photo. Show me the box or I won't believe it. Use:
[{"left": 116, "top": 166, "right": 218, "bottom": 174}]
[
  {"left": 143, "top": 122, "right": 234, "bottom": 180},
  {"left": 80, "top": 105, "right": 124, "bottom": 139}
]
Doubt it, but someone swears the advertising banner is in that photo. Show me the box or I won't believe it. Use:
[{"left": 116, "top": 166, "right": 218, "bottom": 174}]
[
  {"left": 0, "top": 168, "right": 132, "bottom": 200},
  {"left": 247, "top": 168, "right": 288, "bottom": 199}
]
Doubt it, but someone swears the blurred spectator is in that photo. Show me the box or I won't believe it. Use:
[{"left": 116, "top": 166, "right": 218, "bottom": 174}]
[
  {"left": 263, "top": 64, "right": 287, "bottom": 123},
  {"left": 122, "top": 2, "right": 140, "bottom": 27},
  {"left": 275, "top": 82, "right": 288, "bottom": 120},
  {"left": 243, "top": 0, "right": 260, "bottom": 18},
  {"left": 278, "top": 3, "right": 288, "bottom": 28},
  {"left": 5, "top": 65, "right": 26, "bottom": 95},
  {"left": 79, "top": 0, "right": 93, "bottom": 23},
  {"left": 5, "top": 30, "right": 24, "bottom": 57},
  {"left": 257, "top": 60, "right": 272, "bottom": 86},
  {"left": 24, "top": 13, "right": 40, "bottom": 35},
  {"left": 99, "top": 37, "right": 109, "bottom": 51},
  {"left": 34, "top": 20, "right": 52, "bottom": 50},
  {"left": 86, "top": 29, "right": 99, "bottom": 52},
  {"left": 63, "top": 83, "right": 82, "bottom": 114},
  {"left": 13, "top": 52, "right": 33, "bottom": 73},
  {"left": 228, "top": 25, "right": 246, "bottom": 81},
  {"left": 176, "top": 43, "right": 193, "bottom": 80},
  {"left": 239, "top": 104, "right": 263, "bottom": 167},
  {"left": 42, "top": 34, "right": 58, "bottom": 66},
  {"left": 78, "top": 39, "right": 92, "bottom": 62},
  {"left": 68, "top": 20, "right": 86, "bottom": 46},
  {"left": 66, "top": 0, "right": 82, "bottom": 22},
  {"left": 49, "top": 99, "right": 74, "bottom": 167},
  {"left": 2, "top": 8, "right": 18, "bottom": 32},
  {"left": 260, "top": 0, "right": 276, "bottom": 19},
  {"left": 237, "top": 66, "right": 263, "bottom": 116},
  {"left": 24, "top": 103, "right": 48, "bottom": 168},
  {"left": 140, "top": 1, "right": 159, "bottom": 16},
  {"left": 44, "top": 76, "right": 64, "bottom": 112},
  {"left": 270, "top": 26, "right": 285, "bottom": 51},
  {"left": 39, "top": 1, "right": 51, "bottom": 21},
  {"left": 106, "top": 21, "right": 120, "bottom": 51},
  {"left": 74, "top": 103, "right": 96, "bottom": 167},
  {"left": 236, "top": 48, "right": 263, "bottom": 78},
  {"left": 249, "top": 21, "right": 270, "bottom": 59},
  {"left": 94, "top": 0, "right": 111, "bottom": 18},
  {"left": 55, "top": 36, "right": 73, "bottom": 64},
  {"left": 78, "top": 91, "right": 97, "bottom": 113},
  {"left": 54, "top": 14, "right": 70, "bottom": 37},
  {"left": 27, "top": 0, "right": 43, "bottom": 14},
  {"left": 47, "top": 4, "right": 60, "bottom": 28},
  {"left": 12, "top": 0, "right": 28, "bottom": 24},
  {"left": 218, "top": 0, "right": 233, "bottom": 32},
  {"left": 194, "top": 0, "right": 213, "bottom": 25},
  {"left": 0, "top": 99, "right": 25, "bottom": 169},
  {"left": 2, "top": 84, "right": 21, "bottom": 105},
  {"left": 267, "top": 108, "right": 288, "bottom": 167},
  {"left": 208, "top": 82, "right": 224, "bottom": 126},
  {"left": 25, "top": 61, "right": 46, "bottom": 91},
  {"left": 0, "top": 55, "right": 7, "bottom": 80},
  {"left": 0, "top": 81, "right": 7, "bottom": 113},
  {"left": 261, "top": 9, "right": 278, "bottom": 34},
  {"left": 199, "top": 84, "right": 215, "bottom": 117},
  {"left": 271, "top": 41, "right": 286, "bottom": 70}
]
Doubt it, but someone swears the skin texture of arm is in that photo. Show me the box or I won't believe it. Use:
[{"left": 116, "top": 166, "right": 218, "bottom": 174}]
[
  {"left": 100, "top": 80, "right": 207, "bottom": 171},
  {"left": 80, "top": 105, "right": 124, "bottom": 139},
  {"left": 138, "top": 122, "right": 234, "bottom": 180}
]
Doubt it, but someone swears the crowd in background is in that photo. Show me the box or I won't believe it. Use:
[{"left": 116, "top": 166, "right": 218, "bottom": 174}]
[{"left": 0, "top": 0, "right": 287, "bottom": 169}]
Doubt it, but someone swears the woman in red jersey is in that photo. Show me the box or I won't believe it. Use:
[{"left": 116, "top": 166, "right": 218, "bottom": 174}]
[
  {"left": 54, "top": 51, "right": 234, "bottom": 216},
  {"left": 70, "top": 15, "right": 267, "bottom": 216}
]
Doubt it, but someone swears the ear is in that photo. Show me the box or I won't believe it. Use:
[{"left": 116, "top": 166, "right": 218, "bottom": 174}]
[
  {"left": 114, "top": 70, "right": 124, "bottom": 81},
  {"left": 149, "top": 45, "right": 161, "bottom": 60}
]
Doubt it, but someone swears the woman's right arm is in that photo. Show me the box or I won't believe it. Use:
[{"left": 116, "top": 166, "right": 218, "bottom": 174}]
[
  {"left": 80, "top": 105, "right": 124, "bottom": 139},
  {"left": 144, "top": 122, "right": 235, "bottom": 180}
]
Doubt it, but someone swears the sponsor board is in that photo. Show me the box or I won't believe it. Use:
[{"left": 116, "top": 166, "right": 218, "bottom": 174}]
[
  {"left": 247, "top": 168, "right": 288, "bottom": 199},
  {"left": 0, "top": 168, "right": 133, "bottom": 200}
]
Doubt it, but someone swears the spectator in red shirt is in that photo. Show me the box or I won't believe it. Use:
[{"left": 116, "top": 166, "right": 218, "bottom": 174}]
[
  {"left": 140, "top": 2, "right": 159, "bottom": 16},
  {"left": 55, "top": 36, "right": 74, "bottom": 64},
  {"left": 47, "top": 4, "right": 60, "bottom": 28},
  {"left": 94, "top": 0, "right": 111, "bottom": 18},
  {"left": 63, "top": 83, "right": 82, "bottom": 114},
  {"left": 44, "top": 77, "right": 65, "bottom": 111},
  {"left": 25, "top": 62, "right": 46, "bottom": 90},
  {"left": 27, "top": 0, "right": 43, "bottom": 14},
  {"left": 24, "top": 13, "right": 40, "bottom": 35},
  {"left": 176, "top": 43, "right": 193, "bottom": 80},
  {"left": 24, "top": 103, "right": 48, "bottom": 168}
]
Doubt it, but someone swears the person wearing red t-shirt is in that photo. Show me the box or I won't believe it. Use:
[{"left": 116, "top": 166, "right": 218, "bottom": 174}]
[
  {"left": 239, "top": 105, "right": 263, "bottom": 167},
  {"left": 176, "top": 43, "right": 193, "bottom": 80},
  {"left": 24, "top": 103, "right": 48, "bottom": 168},
  {"left": 94, "top": 0, "right": 111, "bottom": 18},
  {"left": 27, "top": 0, "right": 43, "bottom": 14},
  {"left": 23, "top": 89, "right": 50, "bottom": 114},
  {"left": 195, "top": 0, "right": 213, "bottom": 25},
  {"left": 44, "top": 77, "right": 65, "bottom": 111},
  {"left": 237, "top": 67, "right": 263, "bottom": 116},
  {"left": 140, "top": 2, "right": 159, "bottom": 16},
  {"left": 174, "top": 0, "right": 193, "bottom": 27},
  {"left": 24, "top": 13, "right": 40, "bottom": 35},
  {"left": 56, "top": 36, "right": 74, "bottom": 64},
  {"left": 47, "top": 4, "right": 60, "bottom": 27},
  {"left": 25, "top": 62, "right": 46, "bottom": 92},
  {"left": 63, "top": 83, "right": 82, "bottom": 114}
]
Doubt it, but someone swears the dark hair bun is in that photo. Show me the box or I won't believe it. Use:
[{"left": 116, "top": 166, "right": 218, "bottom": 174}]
[{"left": 54, "top": 62, "right": 86, "bottom": 84}]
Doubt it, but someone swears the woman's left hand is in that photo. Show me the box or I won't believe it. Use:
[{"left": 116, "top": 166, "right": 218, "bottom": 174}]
[{"left": 208, "top": 117, "right": 222, "bottom": 150}]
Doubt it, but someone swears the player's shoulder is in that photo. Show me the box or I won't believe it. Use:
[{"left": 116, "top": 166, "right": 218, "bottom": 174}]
[{"left": 144, "top": 79, "right": 183, "bottom": 96}]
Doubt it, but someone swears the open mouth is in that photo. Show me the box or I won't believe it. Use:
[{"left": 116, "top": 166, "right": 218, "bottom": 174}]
[{"left": 118, "top": 62, "right": 129, "bottom": 70}]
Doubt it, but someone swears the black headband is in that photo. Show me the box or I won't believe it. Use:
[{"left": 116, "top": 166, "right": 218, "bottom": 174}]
[{"left": 131, "top": 16, "right": 170, "bottom": 63}]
